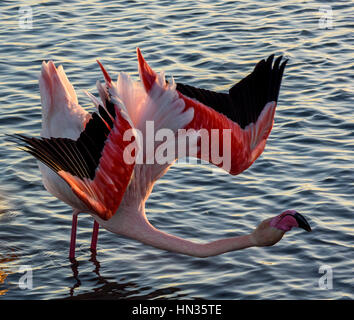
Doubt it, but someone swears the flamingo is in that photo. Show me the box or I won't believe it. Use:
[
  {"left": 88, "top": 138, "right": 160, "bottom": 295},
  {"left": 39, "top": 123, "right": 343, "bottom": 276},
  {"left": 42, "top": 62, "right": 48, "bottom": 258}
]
[{"left": 12, "top": 49, "right": 311, "bottom": 260}]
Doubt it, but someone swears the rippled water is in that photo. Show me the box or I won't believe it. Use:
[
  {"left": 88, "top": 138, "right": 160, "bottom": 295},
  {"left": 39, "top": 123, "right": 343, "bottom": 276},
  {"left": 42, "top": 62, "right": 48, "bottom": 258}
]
[{"left": 0, "top": 0, "right": 353, "bottom": 299}]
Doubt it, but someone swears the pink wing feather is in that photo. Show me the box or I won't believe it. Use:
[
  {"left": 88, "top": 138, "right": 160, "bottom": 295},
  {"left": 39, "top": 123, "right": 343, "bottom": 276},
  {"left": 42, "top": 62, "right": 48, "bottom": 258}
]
[
  {"left": 14, "top": 64, "right": 137, "bottom": 221},
  {"left": 58, "top": 105, "right": 136, "bottom": 220},
  {"left": 137, "top": 48, "right": 286, "bottom": 175}
]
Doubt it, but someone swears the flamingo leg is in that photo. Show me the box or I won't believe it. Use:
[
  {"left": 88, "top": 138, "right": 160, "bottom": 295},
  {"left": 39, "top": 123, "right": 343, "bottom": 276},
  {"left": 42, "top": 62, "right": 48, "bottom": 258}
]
[
  {"left": 90, "top": 220, "right": 99, "bottom": 252},
  {"left": 69, "top": 210, "right": 80, "bottom": 260}
]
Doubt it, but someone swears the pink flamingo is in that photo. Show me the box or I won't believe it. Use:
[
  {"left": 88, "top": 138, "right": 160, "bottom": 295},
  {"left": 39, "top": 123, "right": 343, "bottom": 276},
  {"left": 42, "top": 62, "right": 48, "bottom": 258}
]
[{"left": 13, "top": 49, "right": 311, "bottom": 260}]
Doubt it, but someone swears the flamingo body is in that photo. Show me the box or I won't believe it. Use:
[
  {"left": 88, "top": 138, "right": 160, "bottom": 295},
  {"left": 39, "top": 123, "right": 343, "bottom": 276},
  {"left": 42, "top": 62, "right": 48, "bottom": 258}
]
[{"left": 13, "top": 48, "right": 311, "bottom": 260}]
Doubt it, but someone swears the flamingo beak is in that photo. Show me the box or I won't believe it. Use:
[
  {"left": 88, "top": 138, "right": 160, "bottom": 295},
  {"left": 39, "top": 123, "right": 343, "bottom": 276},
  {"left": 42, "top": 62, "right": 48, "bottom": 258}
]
[{"left": 293, "top": 212, "right": 312, "bottom": 232}]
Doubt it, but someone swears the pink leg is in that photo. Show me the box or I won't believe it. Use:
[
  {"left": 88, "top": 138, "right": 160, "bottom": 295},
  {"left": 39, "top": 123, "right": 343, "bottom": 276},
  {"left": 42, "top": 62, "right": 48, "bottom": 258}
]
[
  {"left": 90, "top": 220, "right": 99, "bottom": 252},
  {"left": 69, "top": 210, "right": 80, "bottom": 260}
]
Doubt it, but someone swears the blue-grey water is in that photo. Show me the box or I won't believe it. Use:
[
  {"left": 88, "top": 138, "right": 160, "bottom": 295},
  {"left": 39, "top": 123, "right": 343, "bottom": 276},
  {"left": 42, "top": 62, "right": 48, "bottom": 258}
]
[{"left": 0, "top": 0, "right": 353, "bottom": 299}]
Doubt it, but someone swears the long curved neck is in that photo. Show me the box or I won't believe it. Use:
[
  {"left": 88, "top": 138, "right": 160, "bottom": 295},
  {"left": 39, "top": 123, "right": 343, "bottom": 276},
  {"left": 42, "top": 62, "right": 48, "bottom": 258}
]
[
  {"left": 138, "top": 221, "right": 255, "bottom": 258},
  {"left": 116, "top": 208, "right": 255, "bottom": 258}
]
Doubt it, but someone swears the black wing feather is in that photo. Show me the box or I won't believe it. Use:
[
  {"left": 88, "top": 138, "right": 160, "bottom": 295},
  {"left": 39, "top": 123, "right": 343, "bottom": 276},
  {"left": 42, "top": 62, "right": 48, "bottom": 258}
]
[
  {"left": 176, "top": 55, "right": 287, "bottom": 129},
  {"left": 12, "top": 91, "right": 117, "bottom": 180}
]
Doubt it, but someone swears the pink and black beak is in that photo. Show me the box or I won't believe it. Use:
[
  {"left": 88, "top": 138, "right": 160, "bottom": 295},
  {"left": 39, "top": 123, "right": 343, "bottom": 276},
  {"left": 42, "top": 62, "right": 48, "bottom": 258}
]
[
  {"left": 270, "top": 210, "right": 312, "bottom": 232},
  {"left": 291, "top": 212, "right": 312, "bottom": 232}
]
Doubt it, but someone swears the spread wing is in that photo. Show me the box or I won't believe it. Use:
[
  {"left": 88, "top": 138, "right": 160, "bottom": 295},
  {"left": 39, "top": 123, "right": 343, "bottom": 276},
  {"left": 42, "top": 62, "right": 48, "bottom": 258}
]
[
  {"left": 138, "top": 48, "right": 287, "bottom": 175},
  {"left": 176, "top": 54, "right": 287, "bottom": 129},
  {"left": 13, "top": 93, "right": 137, "bottom": 221}
]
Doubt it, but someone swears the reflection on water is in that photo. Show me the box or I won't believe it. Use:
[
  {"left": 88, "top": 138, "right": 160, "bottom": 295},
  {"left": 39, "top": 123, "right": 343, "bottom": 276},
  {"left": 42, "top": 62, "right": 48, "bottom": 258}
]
[
  {"left": 0, "top": 248, "right": 19, "bottom": 296},
  {"left": 0, "top": 0, "right": 353, "bottom": 299},
  {"left": 67, "top": 253, "right": 185, "bottom": 299}
]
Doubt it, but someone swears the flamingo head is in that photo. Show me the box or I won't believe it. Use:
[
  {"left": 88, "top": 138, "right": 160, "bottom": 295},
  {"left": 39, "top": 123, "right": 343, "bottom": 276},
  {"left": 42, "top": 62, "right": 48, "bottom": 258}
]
[
  {"left": 251, "top": 210, "right": 311, "bottom": 247},
  {"left": 270, "top": 210, "right": 311, "bottom": 232}
]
